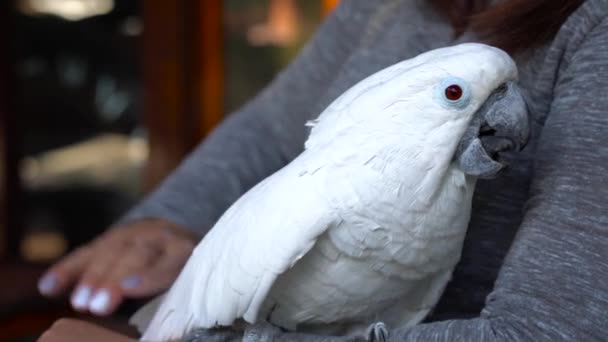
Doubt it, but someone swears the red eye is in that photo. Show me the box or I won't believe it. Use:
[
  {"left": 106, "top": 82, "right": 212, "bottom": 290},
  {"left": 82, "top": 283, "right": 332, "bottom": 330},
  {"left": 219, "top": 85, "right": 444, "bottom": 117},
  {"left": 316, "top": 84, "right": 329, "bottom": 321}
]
[{"left": 445, "top": 84, "right": 463, "bottom": 101}]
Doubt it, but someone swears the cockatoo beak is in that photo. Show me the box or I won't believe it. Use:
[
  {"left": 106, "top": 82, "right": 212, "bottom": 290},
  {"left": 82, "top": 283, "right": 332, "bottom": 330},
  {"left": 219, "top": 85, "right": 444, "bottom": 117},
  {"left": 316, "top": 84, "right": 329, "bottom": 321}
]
[{"left": 454, "top": 81, "right": 530, "bottom": 179}]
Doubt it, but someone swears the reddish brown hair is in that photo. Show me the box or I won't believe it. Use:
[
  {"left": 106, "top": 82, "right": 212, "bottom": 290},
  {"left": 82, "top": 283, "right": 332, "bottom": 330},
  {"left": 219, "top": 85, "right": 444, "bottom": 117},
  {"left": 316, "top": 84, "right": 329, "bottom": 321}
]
[{"left": 429, "top": 0, "right": 585, "bottom": 53}]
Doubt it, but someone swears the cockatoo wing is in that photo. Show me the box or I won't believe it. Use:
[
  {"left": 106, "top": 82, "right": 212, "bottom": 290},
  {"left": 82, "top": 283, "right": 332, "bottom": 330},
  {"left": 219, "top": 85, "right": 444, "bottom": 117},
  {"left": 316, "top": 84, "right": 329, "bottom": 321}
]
[{"left": 141, "top": 150, "right": 338, "bottom": 341}]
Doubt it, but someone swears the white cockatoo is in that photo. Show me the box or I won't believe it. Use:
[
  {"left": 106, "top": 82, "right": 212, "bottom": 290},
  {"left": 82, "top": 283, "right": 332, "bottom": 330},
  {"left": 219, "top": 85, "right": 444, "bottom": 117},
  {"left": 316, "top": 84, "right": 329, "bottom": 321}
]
[{"left": 135, "top": 43, "right": 530, "bottom": 341}]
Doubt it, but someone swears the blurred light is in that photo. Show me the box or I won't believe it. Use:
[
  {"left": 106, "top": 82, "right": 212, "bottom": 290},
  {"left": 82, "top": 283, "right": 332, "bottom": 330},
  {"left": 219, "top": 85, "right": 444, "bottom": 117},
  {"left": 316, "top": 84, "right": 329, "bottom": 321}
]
[
  {"left": 20, "top": 134, "right": 149, "bottom": 191},
  {"left": 99, "top": 93, "right": 129, "bottom": 121},
  {"left": 21, "top": 157, "right": 41, "bottom": 182},
  {"left": 57, "top": 54, "right": 88, "bottom": 87},
  {"left": 19, "top": 57, "right": 47, "bottom": 78},
  {"left": 95, "top": 75, "right": 130, "bottom": 122},
  {"left": 247, "top": 0, "right": 300, "bottom": 46},
  {"left": 322, "top": 0, "right": 340, "bottom": 16},
  {"left": 20, "top": 230, "right": 68, "bottom": 263},
  {"left": 18, "top": 0, "right": 114, "bottom": 21},
  {"left": 121, "top": 16, "right": 143, "bottom": 36},
  {"left": 127, "top": 135, "right": 149, "bottom": 162}
]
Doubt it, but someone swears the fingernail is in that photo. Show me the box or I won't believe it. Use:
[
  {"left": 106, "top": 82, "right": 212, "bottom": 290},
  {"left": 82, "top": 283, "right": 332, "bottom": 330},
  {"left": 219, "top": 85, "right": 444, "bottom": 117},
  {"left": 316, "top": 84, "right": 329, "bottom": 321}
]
[
  {"left": 89, "top": 289, "right": 111, "bottom": 315},
  {"left": 38, "top": 274, "right": 56, "bottom": 295},
  {"left": 71, "top": 286, "right": 92, "bottom": 310},
  {"left": 121, "top": 275, "right": 141, "bottom": 289}
]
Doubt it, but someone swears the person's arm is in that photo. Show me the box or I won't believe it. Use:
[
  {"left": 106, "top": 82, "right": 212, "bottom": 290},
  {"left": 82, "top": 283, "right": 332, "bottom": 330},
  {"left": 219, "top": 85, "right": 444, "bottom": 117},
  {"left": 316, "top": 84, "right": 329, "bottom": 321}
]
[
  {"left": 38, "top": 1, "right": 380, "bottom": 316},
  {"left": 122, "top": 1, "right": 378, "bottom": 234},
  {"left": 229, "top": 14, "right": 608, "bottom": 342}
]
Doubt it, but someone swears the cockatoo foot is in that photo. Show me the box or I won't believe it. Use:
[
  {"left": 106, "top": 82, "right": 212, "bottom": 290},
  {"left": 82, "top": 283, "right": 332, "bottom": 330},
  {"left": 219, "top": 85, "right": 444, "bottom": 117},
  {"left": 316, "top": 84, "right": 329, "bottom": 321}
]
[
  {"left": 242, "top": 321, "right": 284, "bottom": 342},
  {"left": 180, "top": 327, "right": 241, "bottom": 342},
  {"left": 365, "top": 322, "right": 388, "bottom": 342}
]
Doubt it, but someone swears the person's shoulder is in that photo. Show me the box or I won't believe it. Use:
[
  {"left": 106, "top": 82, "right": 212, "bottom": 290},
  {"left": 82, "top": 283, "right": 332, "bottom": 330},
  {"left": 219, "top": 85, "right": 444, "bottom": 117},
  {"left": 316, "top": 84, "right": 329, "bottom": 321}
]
[
  {"left": 571, "top": 0, "right": 608, "bottom": 54},
  {"left": 577, "top": 0, "right": 608, "bottom": 22},
  {"left": 548, "top": 0, "right": 608, "bottom": 70},
  {"left": 322, "top": 0, "right": 396, "bottom": 34},
  {"left": 331, "top": 0, "right": 383, "bottom": 19},
  {"left": 331, "top": 0, "right": 430, "bottom": 24},
  {"left": 560, "top": 0, "right": 608, "bottom": 44}
]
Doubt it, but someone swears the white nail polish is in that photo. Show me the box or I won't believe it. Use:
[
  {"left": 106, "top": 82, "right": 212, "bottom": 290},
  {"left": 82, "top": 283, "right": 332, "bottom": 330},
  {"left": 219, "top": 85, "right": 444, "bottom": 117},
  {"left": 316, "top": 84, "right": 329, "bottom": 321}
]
[
  {"left": 89, "top": 289, "right": 111, "bottom": 314},
  {"left": 71, "top": 286, "right": 92, "bottom": 309},
  {"left": 38, "top": 274, "right": 56, "bottom": 295}
]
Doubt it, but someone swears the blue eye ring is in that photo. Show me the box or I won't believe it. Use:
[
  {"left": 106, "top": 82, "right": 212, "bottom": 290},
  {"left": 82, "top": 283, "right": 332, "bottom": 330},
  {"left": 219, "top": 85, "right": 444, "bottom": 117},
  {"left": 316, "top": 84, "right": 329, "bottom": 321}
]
[{"left": 435, "top": 77, "right": 471, "bottom": 109}]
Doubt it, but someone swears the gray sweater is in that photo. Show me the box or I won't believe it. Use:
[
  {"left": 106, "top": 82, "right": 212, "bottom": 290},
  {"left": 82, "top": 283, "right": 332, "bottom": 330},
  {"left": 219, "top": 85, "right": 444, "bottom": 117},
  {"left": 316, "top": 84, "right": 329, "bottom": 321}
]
[{"left": 125, "top": 0, "right": 608, "bottom": 340}]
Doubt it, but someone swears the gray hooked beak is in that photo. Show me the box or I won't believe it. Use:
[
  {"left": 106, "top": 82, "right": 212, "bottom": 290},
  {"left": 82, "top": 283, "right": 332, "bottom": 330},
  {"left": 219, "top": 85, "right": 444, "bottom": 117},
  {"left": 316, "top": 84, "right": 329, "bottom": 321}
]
[{"left": 454, "top": 81, "right": 530, "bottom": 179}]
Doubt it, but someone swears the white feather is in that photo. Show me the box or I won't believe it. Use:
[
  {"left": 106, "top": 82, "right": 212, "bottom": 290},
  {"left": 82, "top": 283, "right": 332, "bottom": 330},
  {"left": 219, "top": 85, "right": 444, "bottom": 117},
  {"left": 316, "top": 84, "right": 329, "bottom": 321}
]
[
  {"left": 138, "top": 43, "right": 518, "bottom": 341},
  {"left": 141, "top": 154, "right": 337, "bottom": 341}
]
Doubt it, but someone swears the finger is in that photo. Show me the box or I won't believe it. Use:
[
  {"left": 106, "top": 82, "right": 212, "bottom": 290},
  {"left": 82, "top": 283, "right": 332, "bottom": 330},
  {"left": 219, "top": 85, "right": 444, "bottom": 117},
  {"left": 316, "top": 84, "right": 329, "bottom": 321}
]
[
  {"left": 88, "top": 243, "right": 162, "bottom": 316},
  {"left": 112, "top": 240, "right": 163, "bottom": 288},
  {"left": 74, "top": 226, "right": 176, "bottom": 315},
  {"left": 71, "top": 244, "right": 127, "bottom": 312},
  {"left": 120, "top": 262, "right": 181, "bottom": 297},
  {"left": 122, "top": 239, "right": 194, "bottom": 297},
  {"left": 87, "top": 284, "right": 123, "bottom": 317},
  {"left": 38, "top": 247, "right": 93, "bottom": 297}
]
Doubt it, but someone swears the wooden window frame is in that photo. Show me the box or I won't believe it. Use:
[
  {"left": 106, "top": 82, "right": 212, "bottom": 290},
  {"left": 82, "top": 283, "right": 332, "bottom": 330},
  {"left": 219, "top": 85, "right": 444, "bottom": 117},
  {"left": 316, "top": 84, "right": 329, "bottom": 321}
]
[
  {"left": 0, "top": 0, "right": 20, "bottom": 258},
  {"left": 142, "top": 1, "right": 224, "bottom": 191}
]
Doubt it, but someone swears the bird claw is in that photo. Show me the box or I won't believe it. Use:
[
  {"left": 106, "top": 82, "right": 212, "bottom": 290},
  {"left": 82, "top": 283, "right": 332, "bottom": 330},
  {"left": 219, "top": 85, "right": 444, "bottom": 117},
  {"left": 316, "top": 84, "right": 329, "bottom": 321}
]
[
  {"left": 365, "top": 322, "right": 388, "bottom": 342},
  {"left": 240, "top": 321, "right": 389, "bottom": 342},
  {"left": 180, "top": 327, "right": 240, "bottom": 342},
  {"left": 242, "top": 321, "right": 283, "bottom": 342}
]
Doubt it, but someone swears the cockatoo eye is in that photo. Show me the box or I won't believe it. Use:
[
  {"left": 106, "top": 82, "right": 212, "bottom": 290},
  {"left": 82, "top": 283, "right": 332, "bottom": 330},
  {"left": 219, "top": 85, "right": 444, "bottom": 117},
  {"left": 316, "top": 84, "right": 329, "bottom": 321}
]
[
  {"left": 445, "top": 85, "right": 463, "bottom": 101},
  {"left": 436, "top": 77, "right": 471, "bottom": 109}
]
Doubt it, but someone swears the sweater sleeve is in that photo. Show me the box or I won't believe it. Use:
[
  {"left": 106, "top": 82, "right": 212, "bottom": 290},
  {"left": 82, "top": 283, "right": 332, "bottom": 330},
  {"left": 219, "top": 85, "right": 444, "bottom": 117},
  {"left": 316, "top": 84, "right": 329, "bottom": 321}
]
[
  {"left": 237, "top": 14, "right": 608, "bottom": 342},
  {"left": 120, "top": 2, "right": 376, "bottom": 233}
]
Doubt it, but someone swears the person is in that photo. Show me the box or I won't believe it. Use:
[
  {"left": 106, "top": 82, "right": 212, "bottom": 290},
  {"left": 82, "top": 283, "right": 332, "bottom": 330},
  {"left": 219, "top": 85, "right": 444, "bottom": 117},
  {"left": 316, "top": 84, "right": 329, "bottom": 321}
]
[{"left": 38, "top": 0, "right": 608, "bottom": 340}]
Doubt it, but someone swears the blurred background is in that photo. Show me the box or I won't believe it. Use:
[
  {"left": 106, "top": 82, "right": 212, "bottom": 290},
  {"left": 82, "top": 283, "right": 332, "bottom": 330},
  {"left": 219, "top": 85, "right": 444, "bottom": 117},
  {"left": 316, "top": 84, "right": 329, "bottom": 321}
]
[{"left": 0, "top": 0, "right": 338, "bottom": 340}]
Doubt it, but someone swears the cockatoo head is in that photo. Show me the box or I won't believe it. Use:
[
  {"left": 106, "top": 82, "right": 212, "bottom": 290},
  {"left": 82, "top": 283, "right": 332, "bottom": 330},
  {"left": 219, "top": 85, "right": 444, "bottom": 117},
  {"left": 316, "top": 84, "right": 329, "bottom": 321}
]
[{"left": 311, "top": 43, "right": 530, "bottom": 178}]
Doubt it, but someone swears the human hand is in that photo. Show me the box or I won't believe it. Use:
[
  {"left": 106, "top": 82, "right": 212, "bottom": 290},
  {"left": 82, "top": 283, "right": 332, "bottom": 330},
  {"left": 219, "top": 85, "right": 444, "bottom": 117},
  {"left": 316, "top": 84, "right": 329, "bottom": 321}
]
[
  {"left": 37, "top": 218, "right": 200, "bottom": 316},
  {"left": 38, "top": 318, "right": 136, "bottom": 342}
]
